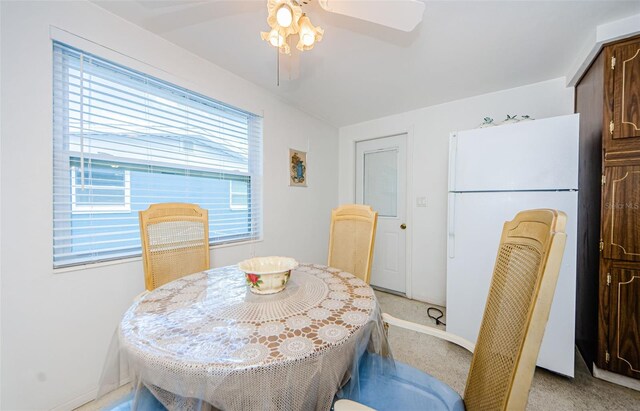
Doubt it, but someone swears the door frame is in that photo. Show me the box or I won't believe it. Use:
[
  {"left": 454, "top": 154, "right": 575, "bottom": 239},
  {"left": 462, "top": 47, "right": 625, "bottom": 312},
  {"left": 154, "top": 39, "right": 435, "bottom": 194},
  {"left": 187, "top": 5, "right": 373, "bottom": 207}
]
[{"left": 352, "top": 128, "right": 414, "bottom": 299}]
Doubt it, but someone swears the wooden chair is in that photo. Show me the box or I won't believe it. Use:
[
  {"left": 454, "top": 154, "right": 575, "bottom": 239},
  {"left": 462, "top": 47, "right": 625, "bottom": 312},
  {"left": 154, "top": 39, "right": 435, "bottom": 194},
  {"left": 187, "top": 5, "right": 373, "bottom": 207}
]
[
  {"left": 328, "top": 204, "right": 378, "bottom": 284},
  {"left": 139, "top": 203, "right": 210, "bottom": 291},
  {"left": 335, "top": 209, "right": 567, "bottom": 411}
]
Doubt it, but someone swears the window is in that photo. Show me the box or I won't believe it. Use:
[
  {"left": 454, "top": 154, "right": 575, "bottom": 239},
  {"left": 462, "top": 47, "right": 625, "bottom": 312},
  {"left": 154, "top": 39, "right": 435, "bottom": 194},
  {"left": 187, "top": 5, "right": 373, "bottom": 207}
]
[
  {"left": 53, "top": 42, "right": 263, "bottom": 268},
  {"left": 229, "top": 180, "right": 249, "bottom": 210},
  {"left": 71, "top": 162, "right": 131, "bottom": 213}
]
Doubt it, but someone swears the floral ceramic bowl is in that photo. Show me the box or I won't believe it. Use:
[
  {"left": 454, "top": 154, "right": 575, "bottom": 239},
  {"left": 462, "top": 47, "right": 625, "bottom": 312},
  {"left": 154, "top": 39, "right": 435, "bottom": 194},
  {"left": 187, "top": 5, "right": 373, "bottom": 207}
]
[{"left": 238, "top": 256, "right": 299, "bottom": 295}]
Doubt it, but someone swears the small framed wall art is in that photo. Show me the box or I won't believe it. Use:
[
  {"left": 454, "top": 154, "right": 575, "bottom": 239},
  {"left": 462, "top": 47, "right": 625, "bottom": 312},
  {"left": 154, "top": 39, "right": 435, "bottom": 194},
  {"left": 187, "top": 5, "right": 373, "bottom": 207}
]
[{"left": 289, "top": 149, "right": 307, "bottom": 187}]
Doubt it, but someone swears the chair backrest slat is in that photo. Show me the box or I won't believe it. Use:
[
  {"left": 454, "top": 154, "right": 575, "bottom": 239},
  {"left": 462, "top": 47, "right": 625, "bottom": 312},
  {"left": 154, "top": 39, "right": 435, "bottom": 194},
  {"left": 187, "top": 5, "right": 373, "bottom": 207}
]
[
  {"left": 139, "top": 203, "right": 210, "bottom": 291},
  {"left": 327, "top": 204, "right": 378, "bottom": 284},
  {"left": 464, "top": 209, "right": 567, "bottom": 411}
]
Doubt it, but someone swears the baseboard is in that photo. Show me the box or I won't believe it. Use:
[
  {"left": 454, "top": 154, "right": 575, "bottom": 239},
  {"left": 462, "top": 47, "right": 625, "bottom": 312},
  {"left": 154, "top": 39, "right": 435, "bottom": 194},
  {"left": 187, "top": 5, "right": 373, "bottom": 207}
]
[
  {"left": 593, "top": 364, "right": 640, "bottom": 392},
  {"left": 51, "top": 388, "right": 98, "bottom": 411},
  {"left": 51, "top": 388, "right": 99, "bottom": 411},
  {"left": 371, "top": 285, "right": 406, "bottom": 297},
  {"left": 50, "top": 377, "right": 131, "bottom": 411}
]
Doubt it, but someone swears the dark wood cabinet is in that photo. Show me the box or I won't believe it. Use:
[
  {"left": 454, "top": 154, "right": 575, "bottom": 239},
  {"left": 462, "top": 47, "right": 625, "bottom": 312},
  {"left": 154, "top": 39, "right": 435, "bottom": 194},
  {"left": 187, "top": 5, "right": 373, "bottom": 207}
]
[
  {"left": 601, "top": 165, "right": 640, "bottom": 262},
  {"left": 576, "top": 35, "right": 640, "bottom": 382},
  {"left": 605, "top": 40, "right": 640, "bottom": 146},
  {"left": 600, "top": 260, "right": 640, "bottom": 378}
]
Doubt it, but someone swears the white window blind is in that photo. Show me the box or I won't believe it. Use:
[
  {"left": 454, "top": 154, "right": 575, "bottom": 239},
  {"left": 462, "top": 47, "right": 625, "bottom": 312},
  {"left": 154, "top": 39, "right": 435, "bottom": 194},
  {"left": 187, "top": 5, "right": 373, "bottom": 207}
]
[{"left": 53, "top": 42, "right": 263, "bottom": 268}]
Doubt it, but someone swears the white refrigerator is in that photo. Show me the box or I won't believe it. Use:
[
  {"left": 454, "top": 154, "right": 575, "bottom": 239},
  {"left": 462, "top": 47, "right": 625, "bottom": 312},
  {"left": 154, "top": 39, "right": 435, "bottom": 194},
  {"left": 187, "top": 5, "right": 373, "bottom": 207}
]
[{"left": 446, "top": 114, "right": 579, "bottom": 377}]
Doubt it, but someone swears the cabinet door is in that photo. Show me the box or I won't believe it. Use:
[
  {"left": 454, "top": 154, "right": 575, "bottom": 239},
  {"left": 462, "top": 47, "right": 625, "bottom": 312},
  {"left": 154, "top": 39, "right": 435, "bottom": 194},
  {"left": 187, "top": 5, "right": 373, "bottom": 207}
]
[
  {"left": 602, "top": 165, "right": 640, "bottom": 261},
  {"left": 606, "top": 262, "right": 640, "bottom": 379},
  {"left": 611, "top": 38, "right": 640, "bottom": 140},
  {"left": 597, "top": 260, "right": 612, "bottom": 370}
]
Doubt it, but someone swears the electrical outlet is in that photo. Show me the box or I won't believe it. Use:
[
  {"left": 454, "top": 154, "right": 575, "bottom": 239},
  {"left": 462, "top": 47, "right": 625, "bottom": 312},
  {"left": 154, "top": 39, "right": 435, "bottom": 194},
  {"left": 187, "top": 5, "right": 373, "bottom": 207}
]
[{"left": 416, "top": 197, "right": 427, "bottom": 207}]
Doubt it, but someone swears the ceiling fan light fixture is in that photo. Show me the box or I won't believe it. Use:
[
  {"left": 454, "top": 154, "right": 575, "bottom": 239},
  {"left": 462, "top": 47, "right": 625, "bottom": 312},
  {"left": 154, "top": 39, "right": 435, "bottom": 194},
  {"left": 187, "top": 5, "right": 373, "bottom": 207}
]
[
  {"left": 266, "top": 0, "right": 302, "bottom": 37},
  {"left": 261, "top": 29, "right": 291, "bottom": 54},
  {"left": 276, "top": 5, "right": 293, "bottom": 27},
  {"left": 269, "top": 29, "right": 284, "bottom": 47},
  {"left": 296, "top": 14, "right": 323, "bottom": 51},
  {"left": 302, "top": 32, "right": 315, "bottom": 47},
  {"left": 261, "top": 0, "right": 324, "bottom": 81}
]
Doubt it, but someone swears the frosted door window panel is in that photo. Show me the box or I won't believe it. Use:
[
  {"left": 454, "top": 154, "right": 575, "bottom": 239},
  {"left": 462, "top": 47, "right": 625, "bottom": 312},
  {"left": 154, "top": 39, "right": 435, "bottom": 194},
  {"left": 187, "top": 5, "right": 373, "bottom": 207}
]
[{"left": 364, "top": 149, "right": 397, "bottom": 217}]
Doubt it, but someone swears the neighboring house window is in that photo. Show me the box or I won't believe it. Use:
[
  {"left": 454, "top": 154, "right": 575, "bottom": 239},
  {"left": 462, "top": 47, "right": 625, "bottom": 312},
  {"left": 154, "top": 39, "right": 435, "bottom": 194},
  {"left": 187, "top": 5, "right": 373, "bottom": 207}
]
[
  {"left": 52, "top": 42, "right": 263, "bottom": 268},
  {"left": 71, "top": 163, "right": 131, "bottom": 213},
  {"left": 229, "top": 180, "right": 249, "bottom": 210}
]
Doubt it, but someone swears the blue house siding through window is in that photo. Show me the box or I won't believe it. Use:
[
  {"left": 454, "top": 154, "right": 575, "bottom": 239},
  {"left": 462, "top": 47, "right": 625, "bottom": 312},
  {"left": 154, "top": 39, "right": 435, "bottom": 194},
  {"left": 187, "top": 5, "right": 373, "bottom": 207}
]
[{"left": 59, "top": 156, "right": 252, "bottom": 264}]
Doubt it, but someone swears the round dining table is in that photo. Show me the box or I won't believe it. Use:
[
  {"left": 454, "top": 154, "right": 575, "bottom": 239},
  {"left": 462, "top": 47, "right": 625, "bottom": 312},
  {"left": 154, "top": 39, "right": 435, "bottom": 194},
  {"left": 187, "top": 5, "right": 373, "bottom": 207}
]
[{"left": 118, "top": 263, "right": 386, "bottom": 411}]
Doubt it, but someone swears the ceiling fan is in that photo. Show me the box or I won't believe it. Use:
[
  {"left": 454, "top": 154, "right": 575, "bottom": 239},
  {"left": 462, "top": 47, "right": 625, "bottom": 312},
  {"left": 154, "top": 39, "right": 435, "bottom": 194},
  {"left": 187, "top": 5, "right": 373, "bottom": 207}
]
[
  {"left": 133, "top": 0, "right": 426, "bottom": 36},
  {"left": 261, "top": 0, "right": 424, "bottom": 56},
  {"left": 132, "top": 0, "right": 426, "bottom": 81},
  {"left": 259, "top": 0, "right": 425, "bottom": 82}
]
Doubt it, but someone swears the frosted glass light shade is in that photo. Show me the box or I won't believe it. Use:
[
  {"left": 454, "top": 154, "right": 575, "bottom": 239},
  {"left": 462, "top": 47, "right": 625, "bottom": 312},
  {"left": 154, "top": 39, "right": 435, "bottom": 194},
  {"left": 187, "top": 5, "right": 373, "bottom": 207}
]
[
  {"left": 260, "top": 29, "right": 291, "bottom": 54},
  {"left": 266, "top": 0, "right": 302, "bottom": 37},
  {"left": 296, "top": 15, "right": 323, "bottom": 51},
  {"left": 269, "top": 29, "right": 284, "bottom": 47},
  {"left": 302, "top": 31, "right": 315, "bottom": 46},
  {"left": 276, "top": 5, "right": 293, "bottom": 27}
]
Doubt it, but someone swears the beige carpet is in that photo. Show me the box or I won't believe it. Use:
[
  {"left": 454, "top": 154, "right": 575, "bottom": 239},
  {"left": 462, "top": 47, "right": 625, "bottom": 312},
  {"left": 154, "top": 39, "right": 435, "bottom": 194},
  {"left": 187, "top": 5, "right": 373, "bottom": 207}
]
[{"left": 375, "top": 290, "right": 640, "bottom": 411}]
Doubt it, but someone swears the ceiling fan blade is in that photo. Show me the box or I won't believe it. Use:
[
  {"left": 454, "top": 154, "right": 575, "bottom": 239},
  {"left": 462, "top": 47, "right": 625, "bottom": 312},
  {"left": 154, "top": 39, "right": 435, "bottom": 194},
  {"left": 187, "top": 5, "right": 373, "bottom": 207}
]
[{"left": 318, "top": 0, "right": 425, "bottom": 32}]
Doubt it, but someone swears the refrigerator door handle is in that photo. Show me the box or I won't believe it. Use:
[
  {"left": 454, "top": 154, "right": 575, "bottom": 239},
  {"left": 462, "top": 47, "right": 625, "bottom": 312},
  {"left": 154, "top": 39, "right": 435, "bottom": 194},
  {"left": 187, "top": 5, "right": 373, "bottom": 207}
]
[
  {"left": 448, "top": 193, "right": 456, "bottom": 259},
  {"left": 448, "top": 133, "right": 458, "bottom": 192}
]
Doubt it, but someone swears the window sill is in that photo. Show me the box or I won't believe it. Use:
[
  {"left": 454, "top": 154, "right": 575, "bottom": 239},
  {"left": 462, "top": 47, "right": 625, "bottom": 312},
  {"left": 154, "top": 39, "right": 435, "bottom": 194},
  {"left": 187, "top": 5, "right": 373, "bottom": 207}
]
[{"left": 53, "top": 238, "right": 264, "bottom": 274}]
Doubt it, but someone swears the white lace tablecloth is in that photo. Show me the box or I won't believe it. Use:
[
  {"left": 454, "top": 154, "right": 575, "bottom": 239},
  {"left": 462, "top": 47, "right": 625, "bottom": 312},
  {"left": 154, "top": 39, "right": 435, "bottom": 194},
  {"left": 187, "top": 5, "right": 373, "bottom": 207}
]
[{"left": 118, "top": 263, "right": 385, "bottom": 411}]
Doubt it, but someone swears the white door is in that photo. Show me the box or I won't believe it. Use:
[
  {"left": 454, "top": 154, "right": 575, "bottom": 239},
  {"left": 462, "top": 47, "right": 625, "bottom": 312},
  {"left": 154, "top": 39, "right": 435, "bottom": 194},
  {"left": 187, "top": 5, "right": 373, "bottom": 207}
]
[{"left": 355, "top": 134, "right": 407, "bottom": 294}]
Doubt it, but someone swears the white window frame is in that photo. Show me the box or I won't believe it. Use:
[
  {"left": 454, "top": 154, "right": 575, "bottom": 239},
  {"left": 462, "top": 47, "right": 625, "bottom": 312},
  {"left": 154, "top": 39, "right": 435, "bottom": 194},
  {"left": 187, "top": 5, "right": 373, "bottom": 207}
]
[{"left": 70, "top": 166, "right": 131, "bottom": 213}]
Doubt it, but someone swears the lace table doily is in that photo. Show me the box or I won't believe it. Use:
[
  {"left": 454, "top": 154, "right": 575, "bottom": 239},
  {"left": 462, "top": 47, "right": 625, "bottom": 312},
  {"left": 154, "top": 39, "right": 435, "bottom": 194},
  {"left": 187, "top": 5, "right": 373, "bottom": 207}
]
[{"left": 119, "top": 263, "right": 380, "bottom": 411}]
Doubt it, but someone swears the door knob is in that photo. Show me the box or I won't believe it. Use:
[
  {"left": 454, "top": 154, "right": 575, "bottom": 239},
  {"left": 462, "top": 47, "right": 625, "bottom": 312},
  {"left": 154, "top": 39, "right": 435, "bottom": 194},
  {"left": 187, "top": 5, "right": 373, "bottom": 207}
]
[{"left": 400, "top": 224, "right": 407, "bottom": 230}]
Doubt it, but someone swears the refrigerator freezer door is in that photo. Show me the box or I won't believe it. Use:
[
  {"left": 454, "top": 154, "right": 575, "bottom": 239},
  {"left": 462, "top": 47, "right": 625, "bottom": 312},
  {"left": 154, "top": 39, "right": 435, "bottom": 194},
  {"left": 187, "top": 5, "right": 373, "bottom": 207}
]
[
  {"left": 446, "top": 191, "right": 577, "bottom": 377},
  {"left": 449, "top": 114, "right": 579, "bottom": 192}
]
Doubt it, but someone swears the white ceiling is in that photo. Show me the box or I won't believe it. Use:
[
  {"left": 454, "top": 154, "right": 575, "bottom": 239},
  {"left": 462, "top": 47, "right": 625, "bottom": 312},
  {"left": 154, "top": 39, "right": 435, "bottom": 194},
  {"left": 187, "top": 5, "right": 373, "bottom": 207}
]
[{"left": 93, "top": 0, "right": 640, "bottom": 126}]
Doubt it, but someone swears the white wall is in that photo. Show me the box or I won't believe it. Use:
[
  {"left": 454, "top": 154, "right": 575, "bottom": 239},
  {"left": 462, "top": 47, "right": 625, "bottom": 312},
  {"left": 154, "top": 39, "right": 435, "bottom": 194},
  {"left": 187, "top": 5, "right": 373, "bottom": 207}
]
[
  {"left": 339, "top": 78, "right": 574, "bottom": 306},
  {"left": 0, "top": 2, "right": 3, "bottom": 407},
  {"left": 0, "top": 1, "right": 338, "bottom": 409}
]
